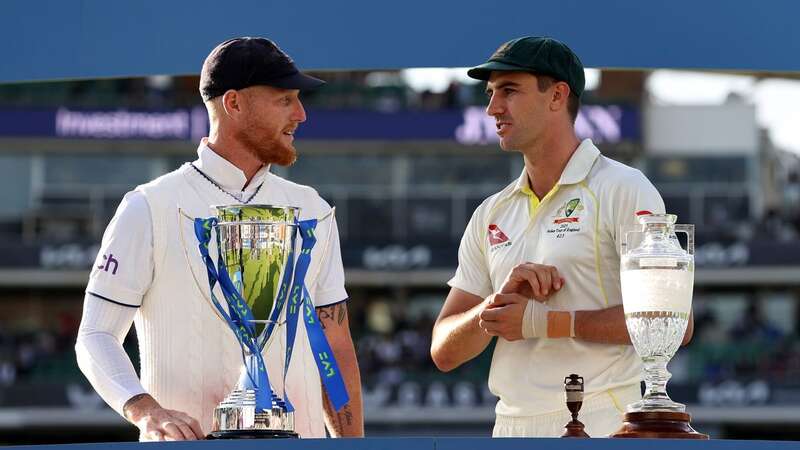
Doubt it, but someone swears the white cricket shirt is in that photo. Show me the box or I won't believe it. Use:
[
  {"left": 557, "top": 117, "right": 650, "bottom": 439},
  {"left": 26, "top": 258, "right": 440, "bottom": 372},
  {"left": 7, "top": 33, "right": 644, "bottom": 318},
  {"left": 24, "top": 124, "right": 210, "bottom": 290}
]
[{"left": 78, "top": 141, "right": 347, "bottom": 437}]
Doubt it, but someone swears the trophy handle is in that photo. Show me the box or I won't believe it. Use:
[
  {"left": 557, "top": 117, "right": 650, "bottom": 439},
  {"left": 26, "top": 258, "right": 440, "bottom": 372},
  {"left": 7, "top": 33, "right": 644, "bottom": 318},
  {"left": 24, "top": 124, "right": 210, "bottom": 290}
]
[
  {"left": 621, "top": 228, "right": 641, "bottom": 257},
  {"left": 177, "top": 208, "right": 233, "bottom": 326},
  {"left": 673, "top": 224, "right": 695, "bottom": 255},
  {"left": 621, "top": 229, "right": 628, "bottom": 256}
]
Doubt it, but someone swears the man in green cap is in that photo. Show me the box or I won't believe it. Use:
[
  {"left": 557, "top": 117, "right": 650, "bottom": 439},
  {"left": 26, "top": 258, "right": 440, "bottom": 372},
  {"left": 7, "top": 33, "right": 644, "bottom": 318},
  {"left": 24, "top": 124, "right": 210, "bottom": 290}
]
[{"left": 431, "top": 36, "right": 693, "bottom": 437}]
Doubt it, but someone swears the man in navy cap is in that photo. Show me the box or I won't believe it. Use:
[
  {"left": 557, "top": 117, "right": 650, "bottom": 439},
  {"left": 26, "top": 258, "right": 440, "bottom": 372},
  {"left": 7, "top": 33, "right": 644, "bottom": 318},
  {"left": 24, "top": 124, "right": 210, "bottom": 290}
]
[
  {"left": 431, "top": 36, "right": 691, "bottom": 437},
  {"left": 76, "top": 37, "right": 363, "bottom": 440}
]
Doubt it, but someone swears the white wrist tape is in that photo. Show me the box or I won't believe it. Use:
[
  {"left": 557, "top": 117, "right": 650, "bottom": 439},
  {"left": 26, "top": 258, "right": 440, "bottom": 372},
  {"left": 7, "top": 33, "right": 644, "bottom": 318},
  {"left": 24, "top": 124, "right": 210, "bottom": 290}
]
[
  {"left": 522, "top": 300, "right": 550, "bottom": 339},
  {"left": 522, "top": 300, "right": 575, "bottom": 339}
]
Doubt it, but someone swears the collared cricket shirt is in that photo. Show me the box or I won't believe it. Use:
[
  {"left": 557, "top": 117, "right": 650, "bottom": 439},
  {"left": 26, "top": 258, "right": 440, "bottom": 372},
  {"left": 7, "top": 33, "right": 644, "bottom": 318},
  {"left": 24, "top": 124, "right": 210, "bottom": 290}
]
[{"left": 449, "top": 139, "right": 666, "bottom": 416}]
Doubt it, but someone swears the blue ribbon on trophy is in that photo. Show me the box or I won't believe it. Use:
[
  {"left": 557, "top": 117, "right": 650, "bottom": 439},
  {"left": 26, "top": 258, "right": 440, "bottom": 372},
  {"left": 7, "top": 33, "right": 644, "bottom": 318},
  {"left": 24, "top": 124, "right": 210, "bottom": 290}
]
[
  {"left": 281, "top": 220, "right": 349, "bottom": 409},
  {"left": 180, "top": 204, "right": 349, "bottom": 429},
  {"left": 193, "top": 217, "right": 275, "bottom": 411}
]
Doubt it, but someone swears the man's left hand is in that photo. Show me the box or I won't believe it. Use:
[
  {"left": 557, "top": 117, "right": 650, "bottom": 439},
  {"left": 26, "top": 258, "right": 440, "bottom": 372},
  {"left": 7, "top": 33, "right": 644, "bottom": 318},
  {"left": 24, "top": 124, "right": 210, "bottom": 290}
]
[{"left": 500, "top": 262, "right": 564, "bottom": 301}]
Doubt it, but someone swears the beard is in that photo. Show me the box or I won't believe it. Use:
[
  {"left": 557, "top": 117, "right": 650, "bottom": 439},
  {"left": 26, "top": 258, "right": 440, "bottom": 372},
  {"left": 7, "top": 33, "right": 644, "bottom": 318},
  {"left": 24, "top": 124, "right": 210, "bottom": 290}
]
[{"left": 238, "top": 126, "right": 297, "bottom": 167}]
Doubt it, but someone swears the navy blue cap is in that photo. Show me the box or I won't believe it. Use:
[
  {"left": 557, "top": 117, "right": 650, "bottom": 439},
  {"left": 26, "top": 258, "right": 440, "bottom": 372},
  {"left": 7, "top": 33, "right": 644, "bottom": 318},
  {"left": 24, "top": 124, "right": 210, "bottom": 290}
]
[{"left": 199, "top": 37, "right": 324, "bottom": 101}]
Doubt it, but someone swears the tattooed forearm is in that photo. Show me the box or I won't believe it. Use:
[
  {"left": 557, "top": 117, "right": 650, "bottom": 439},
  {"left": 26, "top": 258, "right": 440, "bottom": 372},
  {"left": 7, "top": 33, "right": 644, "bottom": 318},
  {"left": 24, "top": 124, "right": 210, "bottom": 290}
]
[
  {"left": 317, "top": 302, "right": 347, "bottom": 330},
  {"left": 322, "top": 389, "right": 354, "bottom": 437},
  {"left": 319, "top": 311, "right": 364, "bottom": 437},
  {"left": 337, "top": 404, "right": 354, "bottom": 430}
]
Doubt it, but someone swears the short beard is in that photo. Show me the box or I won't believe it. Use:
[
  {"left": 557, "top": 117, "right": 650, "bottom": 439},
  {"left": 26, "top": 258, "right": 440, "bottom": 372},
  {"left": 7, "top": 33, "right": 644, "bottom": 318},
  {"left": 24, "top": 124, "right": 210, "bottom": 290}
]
[
  {"left": 239, "top": 131, "right": 297, "bottom": 167},
  {"left": 259, "top": 139, "right": 297, "bottom": 167}
]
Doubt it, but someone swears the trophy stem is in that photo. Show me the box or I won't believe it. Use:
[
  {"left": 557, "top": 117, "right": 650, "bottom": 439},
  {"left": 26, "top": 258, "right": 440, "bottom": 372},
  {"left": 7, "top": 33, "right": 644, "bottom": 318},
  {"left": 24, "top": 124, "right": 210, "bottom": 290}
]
[
  {"left": 643, "top": 355, "right": 670, "bottom": 402},
  {"left": 633, "top": 355, "right": 684, "bottom": 412}
]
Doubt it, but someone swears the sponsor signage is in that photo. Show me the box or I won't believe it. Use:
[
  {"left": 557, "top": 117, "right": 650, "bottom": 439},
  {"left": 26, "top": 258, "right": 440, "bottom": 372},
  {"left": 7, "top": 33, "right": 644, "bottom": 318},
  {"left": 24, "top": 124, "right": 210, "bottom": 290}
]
[
  {"left": 456, "top": 105, "right": 638, "bottom": 145},
  {"left": 0, "top": 107, "right": 209, "bottom": 141},
  {"left": 55, "top": 107, "right": 209, "bottom": 141},
  {"left": 0, "top": 105, "right": 640, "bottom": 143}
]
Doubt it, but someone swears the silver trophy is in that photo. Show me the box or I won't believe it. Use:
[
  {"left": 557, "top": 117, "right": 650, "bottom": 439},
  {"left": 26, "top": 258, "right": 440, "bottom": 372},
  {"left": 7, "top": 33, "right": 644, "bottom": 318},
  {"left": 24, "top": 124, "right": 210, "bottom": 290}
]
[{"left": 180, "top": 204, "right": 332, "bottom": 439}]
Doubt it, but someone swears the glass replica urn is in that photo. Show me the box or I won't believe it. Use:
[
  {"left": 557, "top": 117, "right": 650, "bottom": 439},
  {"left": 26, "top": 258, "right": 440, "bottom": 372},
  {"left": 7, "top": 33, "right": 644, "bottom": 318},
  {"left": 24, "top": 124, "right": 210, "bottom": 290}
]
[{"left": 611, "top": 213, "right": 707, "bottom": 439}]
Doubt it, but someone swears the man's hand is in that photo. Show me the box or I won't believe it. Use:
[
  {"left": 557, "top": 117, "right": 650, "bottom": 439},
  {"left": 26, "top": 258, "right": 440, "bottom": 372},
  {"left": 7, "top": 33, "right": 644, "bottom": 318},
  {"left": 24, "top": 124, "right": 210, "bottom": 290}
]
[
  {"left": 478, "top": 293, "right": 529, "bottom": 341},
  {"left": 500, "top": 263, "right": 564, "bottom": 301},
  {"left": 123, "top": 394, "right": 204, "bottom": 441}
]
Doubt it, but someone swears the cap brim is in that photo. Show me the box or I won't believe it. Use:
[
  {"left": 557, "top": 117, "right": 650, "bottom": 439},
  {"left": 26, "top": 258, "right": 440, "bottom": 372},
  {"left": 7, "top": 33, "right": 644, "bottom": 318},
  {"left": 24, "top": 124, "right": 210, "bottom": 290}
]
[
  {"left": 467, "top": 61, "right": 530, "bottom": 81},
  {"left": 268, "top": 72, "right": 326, "bottom": 91}
]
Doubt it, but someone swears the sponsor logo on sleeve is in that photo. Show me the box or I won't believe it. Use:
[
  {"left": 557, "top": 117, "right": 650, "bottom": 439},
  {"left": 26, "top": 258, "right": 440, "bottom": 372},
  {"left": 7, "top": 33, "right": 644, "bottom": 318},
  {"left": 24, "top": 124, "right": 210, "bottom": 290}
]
[
  {"left": 97, "top": 253, "right": 119, "bottom": 275},
  {"left": 487, "top": 224, "right": 512, "bottom": 251}
]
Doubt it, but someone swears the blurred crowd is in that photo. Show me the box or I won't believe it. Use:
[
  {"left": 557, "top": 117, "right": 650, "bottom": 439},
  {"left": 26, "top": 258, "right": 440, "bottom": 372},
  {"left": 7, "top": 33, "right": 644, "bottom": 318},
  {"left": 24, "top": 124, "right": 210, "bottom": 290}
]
[
  {"left": 0, "top": 311, "right": 83, "bottom": 387},
  {"left": 689, "top": 299, "right": 800, "bottom": 383}
]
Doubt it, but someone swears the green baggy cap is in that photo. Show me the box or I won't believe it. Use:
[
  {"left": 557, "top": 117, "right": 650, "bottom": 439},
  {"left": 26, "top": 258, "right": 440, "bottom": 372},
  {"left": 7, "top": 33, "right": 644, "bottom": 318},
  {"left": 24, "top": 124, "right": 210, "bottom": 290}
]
[{"left": 468, "top": 36, "right": 585, "bottom": 98}]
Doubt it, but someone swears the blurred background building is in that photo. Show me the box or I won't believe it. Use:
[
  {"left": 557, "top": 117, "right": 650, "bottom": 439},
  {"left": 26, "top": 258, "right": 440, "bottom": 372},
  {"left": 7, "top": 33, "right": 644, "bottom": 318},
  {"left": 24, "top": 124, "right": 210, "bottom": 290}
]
[{"left": 0, "top": 68, "right": 799, "bottom": 443}]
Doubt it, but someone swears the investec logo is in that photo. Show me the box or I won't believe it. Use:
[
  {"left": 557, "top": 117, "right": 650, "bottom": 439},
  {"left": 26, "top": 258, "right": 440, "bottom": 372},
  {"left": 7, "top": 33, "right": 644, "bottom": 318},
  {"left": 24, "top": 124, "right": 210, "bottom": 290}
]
[{"left": 54, "top": 107, "right": 209, "bottom": 141}]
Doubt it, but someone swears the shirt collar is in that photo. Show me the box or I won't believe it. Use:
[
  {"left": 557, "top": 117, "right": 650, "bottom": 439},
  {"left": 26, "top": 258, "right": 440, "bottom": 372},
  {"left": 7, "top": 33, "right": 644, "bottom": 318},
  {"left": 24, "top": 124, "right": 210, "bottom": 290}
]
[
  {"left": 512, "top": 138, "right": 601, "bottom": 194},
  {"left": 193, "top": 139, "right": 270, "bottom": 193}
]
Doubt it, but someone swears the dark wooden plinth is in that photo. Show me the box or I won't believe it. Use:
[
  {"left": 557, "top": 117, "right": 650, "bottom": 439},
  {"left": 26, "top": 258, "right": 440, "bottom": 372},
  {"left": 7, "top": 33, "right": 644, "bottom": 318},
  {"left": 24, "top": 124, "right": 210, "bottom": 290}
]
[
  {"left": 610, "top": 411, "right": 708, "bottom": 439},
  {"left": 206, "top": 429, "right": 299, "bottom": 439},
  {"left": 561, "top": 420, "right": 590, "bottom": 438}
]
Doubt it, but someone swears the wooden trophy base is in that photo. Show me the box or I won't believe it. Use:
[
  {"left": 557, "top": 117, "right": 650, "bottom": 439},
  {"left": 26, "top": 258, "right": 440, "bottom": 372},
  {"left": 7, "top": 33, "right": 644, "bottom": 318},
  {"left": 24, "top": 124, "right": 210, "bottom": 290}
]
[
  {"left": 561, "top": 420, "right": 590, "bottom": 438},
  {"left": 610, "top": 411, "right": 708, "bottom": 439}
]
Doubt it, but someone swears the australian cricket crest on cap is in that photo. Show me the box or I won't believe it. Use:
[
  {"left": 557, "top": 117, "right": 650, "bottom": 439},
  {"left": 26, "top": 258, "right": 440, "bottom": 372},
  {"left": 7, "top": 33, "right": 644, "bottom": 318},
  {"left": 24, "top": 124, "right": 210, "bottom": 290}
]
[
  {"left": 492, "top": 42, "right": 513, "bottom": 59},
  {"left": 546, "top": 197, "right": 585, "bottom": 239},
  {"left": 487, "top": 224, "right": 512, "bottom": 251}
]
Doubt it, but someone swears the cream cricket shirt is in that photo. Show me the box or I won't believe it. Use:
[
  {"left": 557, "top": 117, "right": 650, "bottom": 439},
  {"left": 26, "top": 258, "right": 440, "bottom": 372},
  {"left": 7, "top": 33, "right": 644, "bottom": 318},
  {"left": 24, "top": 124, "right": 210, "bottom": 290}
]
[
  {"left": 449, "top": 139, "right": 665, "bottom": 417},
  {"left": 80, "top": 142, "right": 347, "bottom": 437}
]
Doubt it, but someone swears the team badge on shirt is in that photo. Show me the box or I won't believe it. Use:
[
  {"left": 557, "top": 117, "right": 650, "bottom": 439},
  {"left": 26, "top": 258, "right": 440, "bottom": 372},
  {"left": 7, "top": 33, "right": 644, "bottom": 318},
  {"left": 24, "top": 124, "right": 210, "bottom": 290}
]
[
  {"left": 553, "top": 198, "right": 584, "bottom": 224},
  {"left": 487, "top": 224, "right": 512, "bottom": 250},
  {"left": 547, "top": 198, "right": 585, "bottom": 238}
]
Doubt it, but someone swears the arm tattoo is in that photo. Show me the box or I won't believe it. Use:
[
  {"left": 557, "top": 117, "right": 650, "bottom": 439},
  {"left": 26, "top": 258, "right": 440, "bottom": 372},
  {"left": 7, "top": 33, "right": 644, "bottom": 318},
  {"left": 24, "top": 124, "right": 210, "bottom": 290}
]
[
  {"left": 336, "top": 404, "right": 354, "bottom": 431},
  {"left": 317, "top": 302, "right": 347, "bottom": 330},
  {"left": 323, "top": 390, "right": 353, "bottom": 436}
]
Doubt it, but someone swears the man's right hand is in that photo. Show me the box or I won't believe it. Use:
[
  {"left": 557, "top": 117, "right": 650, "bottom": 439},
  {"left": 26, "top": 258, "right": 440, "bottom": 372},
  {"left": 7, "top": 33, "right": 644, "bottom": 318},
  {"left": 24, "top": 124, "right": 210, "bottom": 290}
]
[
  {"left": 479, "top": 292, "right": 528, "bottom": 341},
  {"left": 500, "top": 262, "right": 564, "bottom": 301},
  {"left": 123, "top": 394, "right": 204, "bottom": 441}
]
